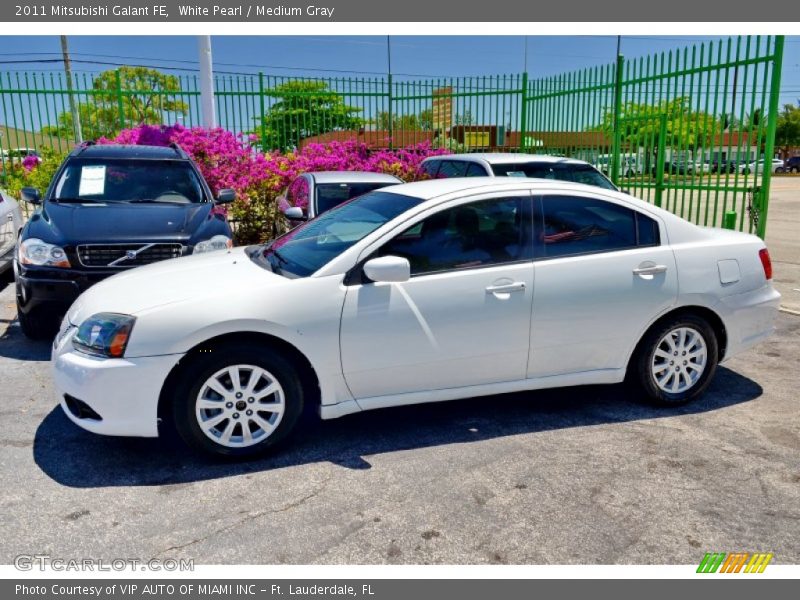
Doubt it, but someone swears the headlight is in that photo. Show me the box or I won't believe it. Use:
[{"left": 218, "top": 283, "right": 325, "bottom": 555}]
[
  {"left": 73, "top": 313, "right": 136, "bottom": 358},
  {"left": 19, "top": 238, "right": 70, "bottom": 268},
  {"left": 194, "top": 235, "right": 232, "bottom": 254}
]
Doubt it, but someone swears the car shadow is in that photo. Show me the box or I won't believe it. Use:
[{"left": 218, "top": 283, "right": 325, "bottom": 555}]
[
  {"left": 33, "top": 366, "right": 762, "bottom": 488},
  {"left": 0, "top": 308, "right": 52, "bottom": 362}
]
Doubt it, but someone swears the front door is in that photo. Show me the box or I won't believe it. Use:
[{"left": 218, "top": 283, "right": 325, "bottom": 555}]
[{"left": 340, "top": 194, "right": 535, "bottom": 399}]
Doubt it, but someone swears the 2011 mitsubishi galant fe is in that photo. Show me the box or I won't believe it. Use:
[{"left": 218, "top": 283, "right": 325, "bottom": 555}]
[{"left": 52, "top": 178, "right": 780, "bottom": 458}]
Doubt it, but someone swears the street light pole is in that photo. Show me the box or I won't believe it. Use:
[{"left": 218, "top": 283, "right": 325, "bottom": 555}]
[
  {"left": 198, "top": 35, "right": 217, "bottom": 128},
  {"left": 60, "top": 35, "right": 82, "bottom": 144}
]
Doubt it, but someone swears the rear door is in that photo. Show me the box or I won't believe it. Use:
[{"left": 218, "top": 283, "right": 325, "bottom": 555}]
[{"left": 528, "top": 192, "right": 678, "bottom": 378}]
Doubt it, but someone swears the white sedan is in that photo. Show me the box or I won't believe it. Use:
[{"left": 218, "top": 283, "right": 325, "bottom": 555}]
[{"left": 52, "top": 178, "right": 780, "bottom": 457}]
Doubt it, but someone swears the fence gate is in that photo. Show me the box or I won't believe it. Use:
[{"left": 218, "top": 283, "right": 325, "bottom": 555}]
[{"left": 523, "top": 35, "right": 784, "bottom": 238}]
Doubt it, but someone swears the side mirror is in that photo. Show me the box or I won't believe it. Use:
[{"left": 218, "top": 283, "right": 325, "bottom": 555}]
[
  {"left": 363, "top": 255, "right": 410, "bottom": 284},
  {"left": 215, "top": 188, "right": 236, "bottom": 204},
  {"left": 283, "top": 206, "right": 307, "bottom": 221},
  {"left": 20, "top": 187, "right": 41, "bottom": 205}
]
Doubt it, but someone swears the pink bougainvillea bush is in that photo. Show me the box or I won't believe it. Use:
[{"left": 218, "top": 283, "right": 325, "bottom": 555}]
[{"left": 94, "top": 124, "right": 449, "bottom": 243}]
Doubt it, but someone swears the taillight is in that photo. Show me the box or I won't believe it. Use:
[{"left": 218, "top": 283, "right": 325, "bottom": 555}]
[{"left": 759, "top": 248, "right": 773, "bottom": 280}]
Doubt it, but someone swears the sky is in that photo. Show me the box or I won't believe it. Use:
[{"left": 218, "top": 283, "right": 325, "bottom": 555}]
[{"left": 0, "top": 35, "right": 798, "bottom": 106}]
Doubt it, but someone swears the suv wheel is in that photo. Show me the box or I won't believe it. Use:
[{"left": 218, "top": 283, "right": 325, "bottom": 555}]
[
  {"left": 630, "top": 314, "right": 719, "bottom": 406},
  {"left": 16, "top": 295, "right": 58, "bottom": 340},
  {"left": 172, "top": 342, "right": 305, "bottom": 458}
]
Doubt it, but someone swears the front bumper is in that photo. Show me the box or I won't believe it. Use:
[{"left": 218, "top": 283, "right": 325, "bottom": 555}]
[
  {"left": 15, "top": 264, "right": 117, "bottom": 315},
  {"left": 52, "top": 325, "right": 183, "bottom": 437}
]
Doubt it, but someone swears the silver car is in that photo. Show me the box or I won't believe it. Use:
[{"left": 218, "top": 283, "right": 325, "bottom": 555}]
[
  {"left": 0, "top": 189, "right": 23, "bottom": 275},
  {"left": 280, "top": 171, "right": 403, "bottom": 226},
  {"left": 420, "top": 153, "right": 618, "bottom": 191}
]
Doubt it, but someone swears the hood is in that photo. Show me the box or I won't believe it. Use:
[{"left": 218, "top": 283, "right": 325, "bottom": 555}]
[
  {"left": 31, "top": 201, "right": 213, "bottom": 243},
  {"left": 67, "top": 247, "right": 286, "bottom": 324}
]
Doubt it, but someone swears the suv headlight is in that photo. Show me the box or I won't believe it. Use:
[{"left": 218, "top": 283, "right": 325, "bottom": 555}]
[
  {"left": 73, "top": 313, "right": 136, "bottom": 358},
  {"left": 19, "top": 238, "right": 71, "bottom": 268},
  {"left": 194, "top": 235, "right": 232, "bottom": 254}
]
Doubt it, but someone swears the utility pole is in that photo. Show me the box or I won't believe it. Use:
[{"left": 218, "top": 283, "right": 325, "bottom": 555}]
[
  {"left": 60, "top": 35, "right": 82, "bottom": 144},
  {"left": 523, "top": 36, "right": 528, "bottom": 72},
  {"left": 387, "top": 35, "right": 393, "bottom": 149},
  {"left": 198, "top": 35, "right": 216, "bottom": 128}
]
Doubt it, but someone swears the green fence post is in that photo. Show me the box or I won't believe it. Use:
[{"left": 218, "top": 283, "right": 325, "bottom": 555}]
[
  {"left": 258, "top": 72, "right": 267, "bottom": 150},
  {"left": 723, "top": 210, "right": 737, "bottom": 229},
  {"left": 611, "top": 54, "right": 625, "bottom": 185},
  {"left": 757, "top": 35, "right": 785, "bottom": 239},
  {"left": 519, "top": 71, "right": 528, "bottom": 152},
  {"left": 654, "top": 113, "right": 667, "bottom": 208},
  {"left": 115, "top": 69, "right": 125, "bottom": 131},
  {"left": 387, "top": 73, "right": 393, "bottom": 150}
]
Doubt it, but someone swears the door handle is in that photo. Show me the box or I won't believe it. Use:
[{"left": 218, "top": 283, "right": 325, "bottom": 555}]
[
  {"left": 485, "top": 282, "right": 526, "bottom": 294},
  {"left": 633, "top": 264, "right": 668, "bottom": 276}
]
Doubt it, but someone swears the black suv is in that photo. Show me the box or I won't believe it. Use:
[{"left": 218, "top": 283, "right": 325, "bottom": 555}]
[
  {"left": 14, "top": 143, "right": 235, "bottom": 339},
  {"left": 783, "top": 156, "right": 800, "bottom": 173}
]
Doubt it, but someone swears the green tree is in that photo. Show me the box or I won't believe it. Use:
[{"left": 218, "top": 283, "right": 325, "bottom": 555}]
[
  {"left": 598, "top": 97, "right": 720, "bottom": 150},
  {"left": 775, "top": 103, "right": 800, "bottom": 156},
  {"left": 374, "top": 109, "right": 434, "bottom": 131},
  {"left": 42, "top": 67, "right": 188, "bottom": 140},
  {"left": 252, "top": 81, "right": 363, "bottom": 151}
]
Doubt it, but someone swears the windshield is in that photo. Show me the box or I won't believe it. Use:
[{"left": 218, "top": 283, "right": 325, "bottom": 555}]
[
  {"left": 491, "top": 162, "right": 617, "bottom": 190},
  {"left": 52, "top": 158, "right": 206, "bottom": 204},
  {"left": 255, "top": 190, "right": 422, "bottom": 278},
  {"left": 315, "top": 182, "right": 396, "bottom": 215}
]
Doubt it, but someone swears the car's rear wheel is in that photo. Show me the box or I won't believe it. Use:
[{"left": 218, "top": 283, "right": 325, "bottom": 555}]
[
  {"left": 172, "top": 342, "right": 304, "bottom": 458},
  {"left": 631, "top": 314, "right": 719, "bottom": 406}
]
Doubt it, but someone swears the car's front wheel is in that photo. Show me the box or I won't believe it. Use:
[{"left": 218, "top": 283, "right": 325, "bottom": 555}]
[
  {"left": 172, "top": 342, "right": 305, "bottom": 458},
  {"left": 631, "top": 314, "right": 719, "bottom": 406}
]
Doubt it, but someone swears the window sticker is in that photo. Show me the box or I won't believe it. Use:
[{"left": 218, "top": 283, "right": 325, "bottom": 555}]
[
  {"left": 78, "top": 165, "right": 106, "bottom": 196},
  {"left": 505, "top": 171, "right": 527, "bottom": 177}
]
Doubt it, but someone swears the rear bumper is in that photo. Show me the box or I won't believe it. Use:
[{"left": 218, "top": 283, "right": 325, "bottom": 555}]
[{"left": 718, "top": 284, "right": 781, "bottom": 361}]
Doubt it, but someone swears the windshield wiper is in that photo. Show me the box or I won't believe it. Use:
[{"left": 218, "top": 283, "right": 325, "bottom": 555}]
[
  {"left": 53, "top": 197, "right": 107, "bottom": 204},
  {"left": 126, "top": 198, "right": 189, "bottom": 204}
]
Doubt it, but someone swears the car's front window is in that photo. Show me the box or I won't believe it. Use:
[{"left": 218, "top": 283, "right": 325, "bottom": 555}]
[
  {"left": 491, "top": 162, "right": 617, "bottom": 190},
  {"left": 315, "top": 182, "right": 395, "bottom": 215},
  {"left": 52, "top": 158, "right": 205, "bottom": 204},
  {"left": 255, "top": 191, "right": 422, "bottom": 278}
]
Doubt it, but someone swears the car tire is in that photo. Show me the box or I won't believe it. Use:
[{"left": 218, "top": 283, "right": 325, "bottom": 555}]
[
  {"left": 630, "top": 314, "right": 719, "bottom": 406},
  {"left": 171, "top": 341, "right": 305, "bottom": 458},
  {"left": 16, "top": 297, "right": 58, "bottom": 340}
]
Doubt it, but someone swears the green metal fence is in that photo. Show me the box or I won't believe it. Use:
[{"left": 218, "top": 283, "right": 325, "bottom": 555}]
[{"left": 0, "top": 35, "right": 784, "bottom": 237}]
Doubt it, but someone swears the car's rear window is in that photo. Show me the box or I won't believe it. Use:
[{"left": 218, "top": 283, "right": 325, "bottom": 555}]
[
  {"left": 491, "top": 162, "right": 617, "bottom": 190},
  {"left": 315, "top": 182, "right": 396, "bottom": 215}
]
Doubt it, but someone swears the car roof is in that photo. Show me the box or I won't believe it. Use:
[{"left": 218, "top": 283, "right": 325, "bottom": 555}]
[
  {"left": 380, "top": 176, "right": 607, "bottom": 200},
  {"left": 70, "top": 144, "right": 187, "bottom": 160},
  {"left": 424, "top": 153, "right": 588, "bottom": 165},
  {"left": 308, "top": 171, "right": 403, "bottom": 184}
]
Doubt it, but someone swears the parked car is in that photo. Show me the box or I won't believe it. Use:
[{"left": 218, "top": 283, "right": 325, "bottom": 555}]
[
  {"left": 739, "top": 158, "right": 784, "bottom": 175},
  {"left": 15, "top": 143, "right": 235, "bottom": 339},
  {"left": 420, "top": 153, "right": 618, "bottom": 191},
  {"left": 52, "top": 177, "right": 780, "bottom": 458},
  {"left": 1, "top": 147, "right": 42, "bottom": 165},
  {"left": 783, "top": 156, "right": 800, "bottom": 173},
  {"left": 710, "top": 159, "right": 737, "bottom": 174},
  {"left": 279, "top": 171, "right": 403, "bottom": 227},
  {"left": 0, "top": 189, "right": 23, "bottom": 276}
]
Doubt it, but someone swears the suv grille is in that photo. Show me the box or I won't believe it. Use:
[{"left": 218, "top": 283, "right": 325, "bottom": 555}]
[{"left": 77, "top": 243, "right": 184, "bottom": 268}]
